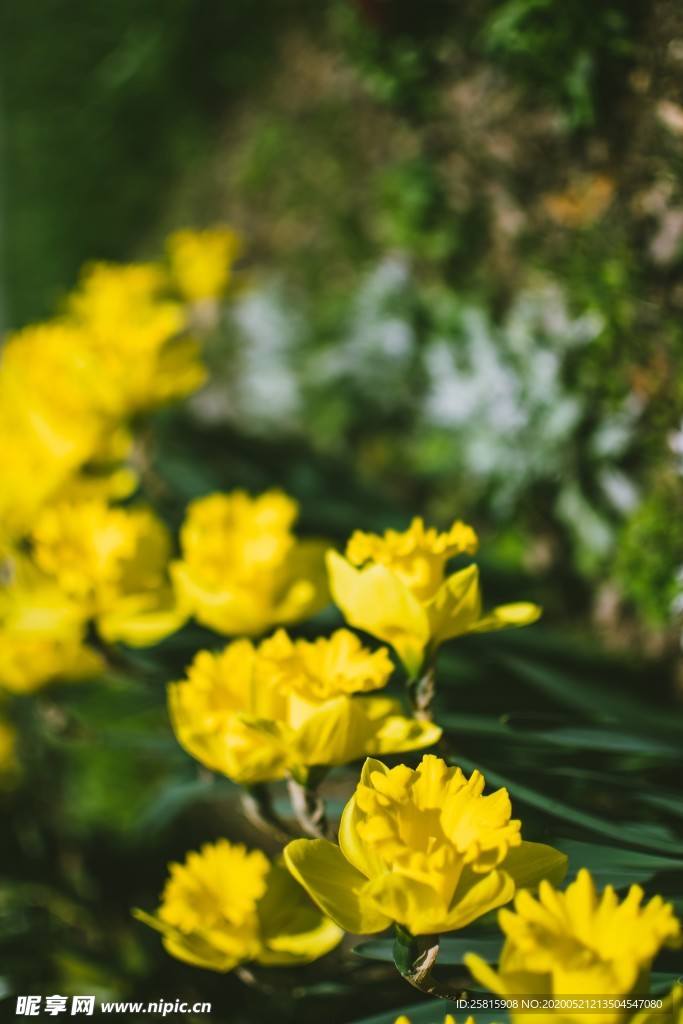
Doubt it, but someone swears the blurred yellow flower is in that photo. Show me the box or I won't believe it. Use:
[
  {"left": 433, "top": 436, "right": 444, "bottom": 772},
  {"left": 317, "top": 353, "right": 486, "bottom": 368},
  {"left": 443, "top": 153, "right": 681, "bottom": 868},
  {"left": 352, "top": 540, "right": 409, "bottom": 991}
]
[
  {"left": 0, "top": 556, "right": 102, "bottom": 694},
  {"left": 67, "top": 261, "right": 178, "bottom": 337},
  {"left": 637, "top": 985, "right": 682, "bottom": 1024},
  {"left": 0, "top": 419, "right": 79, "bottom": 545},
  {"left": 394, "top": 1017, "right": 463, "bottom": 1024},
  {"left": 31, "top": 500, "right": 185, "bottom": 647},
  {"left": 1, "top": 322, "right": 107, "bottom": 449},
  {"left": 171, "top": 490, "right": 329, "bottom": 636},
  {"left": 0, "top": 713, "right": 18, "bottom": 782},
  {"left": 0, "top": 327, "right": 109, "bottom": 542},
  {"left": 328, "top": 517, "right": 541, "bottom": 676},
  {"left": 465, "top": 870, "right": 682, "bottom": 1024},
  {"left": 0, "top": 261, "right": 204, "bottom": 542},
  {"left": 169, "top": 629, "right": 440, "bottom": 785},
  {"left": 285, "top": 754, "right": 566, "bottom": 935},
  {"left": 134, "top": 838, "right": 342, "bottom": 972},
  {"left": 66, "top": 261, "right": 206, "bottom": 415},
  {"left": 167, "top": 226, "right": 242, "bottom": 302}
]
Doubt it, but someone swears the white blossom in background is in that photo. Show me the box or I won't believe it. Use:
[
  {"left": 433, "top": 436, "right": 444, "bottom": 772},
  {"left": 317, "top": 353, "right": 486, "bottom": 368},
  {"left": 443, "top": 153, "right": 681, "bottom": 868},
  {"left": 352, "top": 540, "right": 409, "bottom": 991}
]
[
  {"left": 422, "top": 283, "right": 639, "bottom": 560},
  {"left": 309, "top": 255, "right": 416, "bottom": 410},
  {"left": 190, "top": 263, "right": 645, "bottom": 567},
  {"left": 232, "top": 288, "right": 303, "bottom": 427},
  {"left": 191, "top": 285, "right": 303, "bottom": 430},
  {"left": 670, "top": 422, "right": 683, "bottom": 472}
]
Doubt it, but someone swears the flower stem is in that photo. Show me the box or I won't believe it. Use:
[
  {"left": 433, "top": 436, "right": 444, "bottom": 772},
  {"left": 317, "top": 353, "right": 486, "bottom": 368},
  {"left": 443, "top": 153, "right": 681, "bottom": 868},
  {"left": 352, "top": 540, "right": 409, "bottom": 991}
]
[
  {"left": 407, "top": 663, "right": 436, "bottom": 721},
  {"left": 241, "top": 784, "right": 296, "bottom": 843},
  {"left": 393, "top": 926, "right": 462, "bottom": 1001},
  {"left": 286, "top": 777, "right": 333, "bottom": 840}
]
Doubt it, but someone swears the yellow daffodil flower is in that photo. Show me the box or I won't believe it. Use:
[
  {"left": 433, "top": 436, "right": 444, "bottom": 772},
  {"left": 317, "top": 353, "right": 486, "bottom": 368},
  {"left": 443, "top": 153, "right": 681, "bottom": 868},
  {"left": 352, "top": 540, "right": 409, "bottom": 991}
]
[
  {"left": 66, "top": 261, "right": 206, "bottom": 415},
  {"left": 166, "top": 226, "right": 242, "bottom": 302},
  {"left": 284, "top": 754, "right": 566, "bottom": 936},
  {"left": 0, "top": 556, "right": 103, "bottom": 694},
  {"left": 169, "top": 629, "right": 441, "bottom": 785},
  {"left": 134, "top": 838, "right": 342, "bottom": 972},
  {"left": 31, "top": 499, "right": 186, "bottom": 647},
  {"left": 171, "top": 490, "right": 329, "bottom": 636},
  {"left": 327, "top": 517, "right": 541, "bottom": 676},
  {"left": 465, "top": 870, "right": 682, "bottom": 1024}
]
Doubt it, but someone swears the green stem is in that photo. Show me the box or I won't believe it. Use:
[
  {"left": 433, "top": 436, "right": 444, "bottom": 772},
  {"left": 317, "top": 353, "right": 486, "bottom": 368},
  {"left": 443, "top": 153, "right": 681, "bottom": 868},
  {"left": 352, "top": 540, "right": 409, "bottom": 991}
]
[
  {"left": 407, "top": 662, "right": 436, "bottom": 721},
  {"left": 286, "top": 776, "right": 333, "bottom": 840},
  {"left": 241, "top": 784, "right": 296, "bottom": 843},
  {"left": 393, "top": 926, "right": 462, "bottom": 1001}
]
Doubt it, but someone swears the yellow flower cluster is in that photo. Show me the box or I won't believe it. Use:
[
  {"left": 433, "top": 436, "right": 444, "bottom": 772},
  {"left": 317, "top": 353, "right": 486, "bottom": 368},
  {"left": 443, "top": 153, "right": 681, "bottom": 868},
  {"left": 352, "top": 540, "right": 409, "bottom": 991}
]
[
  {"left": 3, "top": 224, "right": 667, "bottom": 1012},
  {"left": 128, "top": 470, "right": 681, "bottom": 1015},
  {"left": 134, "top": 838, "right": 342, "bottom": 971},
  {"left": 328, "top": 517, "right": 541, "bottom": 676},
  {"left": 169, "top": 629, "right": 441, "bottom": 785},
  {"left": 0, "top": 227, "right": 240, "bottom": 694},
  {"left": 138, "top": 512, "right": 555, "bottom": 973},
  {"left": 285, "top": 754, "right": 566, "bottom": 935}
]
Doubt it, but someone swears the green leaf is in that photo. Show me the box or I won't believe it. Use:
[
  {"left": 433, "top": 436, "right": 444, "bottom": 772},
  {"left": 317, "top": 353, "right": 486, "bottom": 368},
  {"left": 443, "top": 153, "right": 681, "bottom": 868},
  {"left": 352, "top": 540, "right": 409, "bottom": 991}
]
[
  {"left": 503, "top": 714, "right": 682, "bottom": 757},
  {"left": 451, "top": 756, "right": 683, "bottom": 856},
  {"left": 502, "top": 655, "right": 683, "bottom": 740},
  {"left": 651, "top": 973, "right": 683, "bottom": 994},
  {"left": 554, "top": 839, "right": 683, "bottom": 886}
]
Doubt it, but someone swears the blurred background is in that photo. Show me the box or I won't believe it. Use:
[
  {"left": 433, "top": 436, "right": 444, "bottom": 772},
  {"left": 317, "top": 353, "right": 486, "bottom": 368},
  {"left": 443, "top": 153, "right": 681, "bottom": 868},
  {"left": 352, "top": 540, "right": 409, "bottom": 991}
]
[{"left": 1, "top": 1, "right": 682, "bottom": 1021}]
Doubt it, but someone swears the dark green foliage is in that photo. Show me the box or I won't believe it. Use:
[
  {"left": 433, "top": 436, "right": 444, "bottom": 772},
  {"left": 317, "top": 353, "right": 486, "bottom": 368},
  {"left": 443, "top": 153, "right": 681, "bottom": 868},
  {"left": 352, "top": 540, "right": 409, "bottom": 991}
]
[
  {"left": 0, "top": 0, "right": 318, "bottom": 325},
  {"left": 615, "top": 480, "right": 683, "bottom": 626},
  {"left": 482, "top": 0, "right": 636, "bottom": 126}
]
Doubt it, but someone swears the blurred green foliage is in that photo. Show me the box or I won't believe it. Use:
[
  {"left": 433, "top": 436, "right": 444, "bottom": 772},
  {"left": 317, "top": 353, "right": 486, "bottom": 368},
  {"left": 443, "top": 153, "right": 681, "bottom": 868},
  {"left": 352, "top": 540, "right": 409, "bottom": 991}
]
[{"left": 0, "top": 0, "right": 316, "bottom": 324}]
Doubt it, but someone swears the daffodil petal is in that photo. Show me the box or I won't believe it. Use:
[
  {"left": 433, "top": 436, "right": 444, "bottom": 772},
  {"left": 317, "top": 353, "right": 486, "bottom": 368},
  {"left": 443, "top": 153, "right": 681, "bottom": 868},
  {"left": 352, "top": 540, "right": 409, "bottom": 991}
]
[
  {"left": 291, "top": 696, "right": 375, "bottom": 766},
  {"left": 168, "top": 683, "right": 290, "bottom": 784},
  {"left": 427, "top": 564, "right": 482, "bottom": 646},
  {"left": 133, "top": 910, "right": 241, "bottom": 973},
  {"left": 257, "top": 861, "right": 343, "bottom": 964},
  {"left": 292, "top": 695, "right": 441, "bottom": 769},
  {"left": 326, "top": 551, "right": 429, "bottom": 675},
  {"left": 339, "top": 792, "right": 387, "bottom": 882},
  {"left": 441, "top": 869, "right": 515, "bottom": 932},
  {"left": 361, "top": 873, "right": 452, "bottom": 934},
  {"left": 98, "top": 592, "right": 187, "bottom": 647},
  {"left": 274, "top": 540, "right": 330, "bottom": 623},
  {"left": 501, "top": 841, "right": 568, "bottom": 891},
  {"left": 464, "top": 951, "right": 511, "bottom": 996},
  {"left": 472, "top": 602, "right": 542, "bottom": 633},
  {"left": 284, "top": 838, "right": 392, "bottom": 935},
  {"left": 170, "top": 562, "right": 267, "bottom": 635},
  {"left": 161, "top": 935, "right": 239, "bottom": 973}
]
